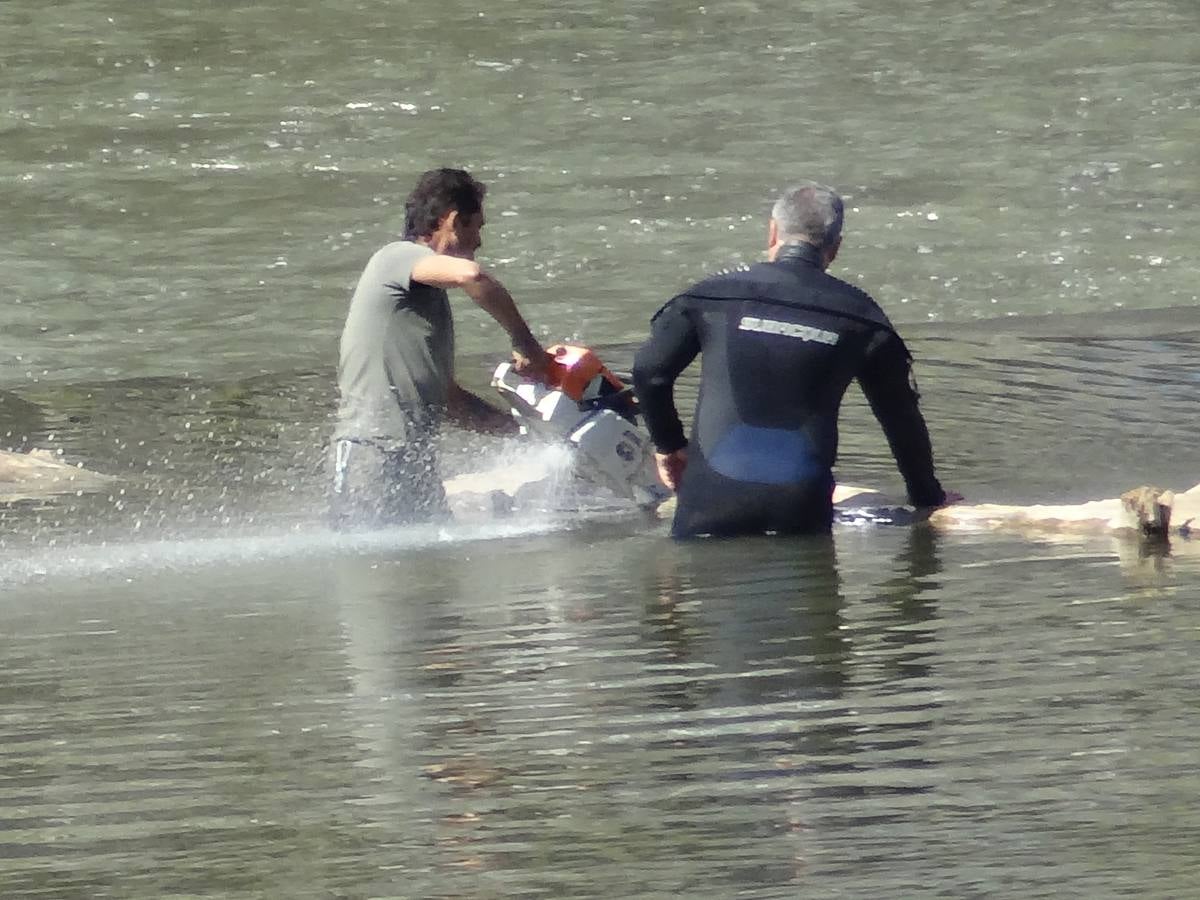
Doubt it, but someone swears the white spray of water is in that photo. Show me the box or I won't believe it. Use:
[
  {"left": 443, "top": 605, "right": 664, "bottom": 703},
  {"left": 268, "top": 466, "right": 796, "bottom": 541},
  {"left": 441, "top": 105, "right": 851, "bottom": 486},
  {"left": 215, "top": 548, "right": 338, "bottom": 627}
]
[
  {"left": 0, "top": 516, "right": 572, "bottom": 588},
  {"left": 0, "top": 440, "right": 627, "bottom": 588}
]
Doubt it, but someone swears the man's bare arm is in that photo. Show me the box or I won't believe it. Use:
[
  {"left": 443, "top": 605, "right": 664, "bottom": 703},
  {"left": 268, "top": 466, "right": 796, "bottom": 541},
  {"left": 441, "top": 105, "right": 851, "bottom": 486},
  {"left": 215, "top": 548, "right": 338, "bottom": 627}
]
[
  {"left": 445, "top": 382, "right": 518, "bottom": 436},
  {"left": 411, "top": 255, "right": 550, "bottom": 376}
]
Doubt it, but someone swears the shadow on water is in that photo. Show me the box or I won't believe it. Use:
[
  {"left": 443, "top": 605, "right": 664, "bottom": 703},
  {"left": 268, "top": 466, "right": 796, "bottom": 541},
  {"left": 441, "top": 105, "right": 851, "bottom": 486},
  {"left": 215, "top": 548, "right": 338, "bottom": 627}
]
[
  {"left": 0, "top": 369, "right": 337, "bottom": 548},
  {"left": 0, "top": 389, "right": 46, "bottom": 446},
  {"left": 3, "top": 304, "right": 1199, "bottom": 555},
  {"left": 597, "top": 306, "right": 1200, "bottom": 505}
]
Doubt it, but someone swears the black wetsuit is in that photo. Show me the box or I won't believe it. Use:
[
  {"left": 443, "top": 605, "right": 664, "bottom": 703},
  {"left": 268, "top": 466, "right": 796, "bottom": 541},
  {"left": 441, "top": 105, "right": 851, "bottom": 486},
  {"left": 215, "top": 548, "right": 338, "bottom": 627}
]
[{"left": 632, "top": 242, "right": 945, "bottom": 538}]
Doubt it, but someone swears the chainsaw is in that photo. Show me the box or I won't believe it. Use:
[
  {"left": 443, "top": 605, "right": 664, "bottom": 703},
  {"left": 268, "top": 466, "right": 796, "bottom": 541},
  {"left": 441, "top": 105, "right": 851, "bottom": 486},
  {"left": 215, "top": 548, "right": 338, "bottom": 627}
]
[{"left": 491, "top": 345, "right": 672, "bottom": 511}]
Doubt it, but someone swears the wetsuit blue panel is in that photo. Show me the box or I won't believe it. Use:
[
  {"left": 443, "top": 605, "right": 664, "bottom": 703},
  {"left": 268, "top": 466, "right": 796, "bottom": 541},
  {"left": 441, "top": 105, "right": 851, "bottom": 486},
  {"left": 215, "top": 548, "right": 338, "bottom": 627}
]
[{"left": 708, "top": 425, "right": 823, "bottom": 484}]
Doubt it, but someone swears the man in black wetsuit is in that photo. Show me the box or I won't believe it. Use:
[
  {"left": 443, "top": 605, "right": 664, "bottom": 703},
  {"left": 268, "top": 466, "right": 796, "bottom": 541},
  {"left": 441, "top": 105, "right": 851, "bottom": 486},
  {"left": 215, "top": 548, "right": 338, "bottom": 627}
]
[{"left": 632, "top": 182, "right": 957, "bottom": 538}]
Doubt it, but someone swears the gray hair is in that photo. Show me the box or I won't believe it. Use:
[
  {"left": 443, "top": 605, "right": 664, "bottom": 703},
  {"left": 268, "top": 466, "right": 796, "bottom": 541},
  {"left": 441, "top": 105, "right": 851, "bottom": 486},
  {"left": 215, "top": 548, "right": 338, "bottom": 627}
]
[{"left": 770, "top": 182, "right": 844, "bottom": 251}]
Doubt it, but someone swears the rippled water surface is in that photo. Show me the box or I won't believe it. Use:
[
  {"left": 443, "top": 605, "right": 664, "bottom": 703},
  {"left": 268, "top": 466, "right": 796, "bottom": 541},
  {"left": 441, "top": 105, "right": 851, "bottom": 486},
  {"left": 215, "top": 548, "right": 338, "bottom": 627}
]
[
  {"left": 4, "top": 0, "right": 1200, "bottom": 896},
  {"left": 6, "top": 0, "right": 1199, "bottom": 384},
  {"left": 6, "top": 529, "right": 1200, "bottom": 897}
]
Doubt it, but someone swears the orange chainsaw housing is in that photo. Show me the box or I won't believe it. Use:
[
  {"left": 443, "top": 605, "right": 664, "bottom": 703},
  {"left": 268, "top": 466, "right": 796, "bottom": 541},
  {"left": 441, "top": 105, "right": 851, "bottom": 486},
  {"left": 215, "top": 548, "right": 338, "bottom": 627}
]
[{"left": 544, "top": 344, "right": 627, "bottom": 402}]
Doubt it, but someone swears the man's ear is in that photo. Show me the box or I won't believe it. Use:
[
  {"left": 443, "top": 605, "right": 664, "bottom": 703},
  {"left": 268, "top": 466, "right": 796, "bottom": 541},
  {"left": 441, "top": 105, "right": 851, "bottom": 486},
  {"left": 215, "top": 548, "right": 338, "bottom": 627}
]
[
  {"left": 767, "top": 218, "right": 779, "bottom": 248},
  {"left": 428, "top": 209, "right": 458, "bottom": 252},
  {"left": 823, "top": 236, "right": 842, "bottom": 268}
]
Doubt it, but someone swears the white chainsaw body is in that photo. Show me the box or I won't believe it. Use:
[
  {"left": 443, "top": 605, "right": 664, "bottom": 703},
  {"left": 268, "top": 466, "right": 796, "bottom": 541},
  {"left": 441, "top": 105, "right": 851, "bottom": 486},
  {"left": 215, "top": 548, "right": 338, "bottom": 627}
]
[{"left": 491, "top": 361, "right": 671, "bottom": 511}]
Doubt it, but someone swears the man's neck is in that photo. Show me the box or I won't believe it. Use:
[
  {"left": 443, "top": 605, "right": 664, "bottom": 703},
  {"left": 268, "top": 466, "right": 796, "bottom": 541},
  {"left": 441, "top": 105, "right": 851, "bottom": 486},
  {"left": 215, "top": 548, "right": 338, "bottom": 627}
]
[{"left": 772, "top": 240, "right": 825, "bottom": 269}]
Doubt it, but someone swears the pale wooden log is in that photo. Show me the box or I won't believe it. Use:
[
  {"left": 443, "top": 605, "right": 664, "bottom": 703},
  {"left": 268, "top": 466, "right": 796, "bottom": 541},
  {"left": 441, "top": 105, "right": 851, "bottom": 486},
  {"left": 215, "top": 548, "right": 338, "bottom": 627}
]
[
  {"left": 0, "top": 449, "right": 115, "bottom": 501},
  {"left": 444, "top": 461, "right": 1200, "bottom": 540}
]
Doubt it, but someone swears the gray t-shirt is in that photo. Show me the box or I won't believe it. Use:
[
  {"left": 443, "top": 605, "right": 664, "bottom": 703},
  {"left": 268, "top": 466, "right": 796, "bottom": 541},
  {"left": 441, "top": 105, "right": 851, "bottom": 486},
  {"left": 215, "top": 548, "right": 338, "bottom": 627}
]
[{"left": 336, "top": 241, "right": 455, "bottom": 444}]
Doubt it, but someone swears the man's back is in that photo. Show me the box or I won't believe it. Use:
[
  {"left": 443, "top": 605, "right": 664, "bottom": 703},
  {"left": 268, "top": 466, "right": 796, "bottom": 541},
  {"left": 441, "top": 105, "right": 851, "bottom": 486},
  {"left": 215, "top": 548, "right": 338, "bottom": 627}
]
[
  {"left": 634, "top": 241, "right": 944, "bottom": 537},
  {"left": 336, "top": 240, "right": 455, "bottom": 444}
]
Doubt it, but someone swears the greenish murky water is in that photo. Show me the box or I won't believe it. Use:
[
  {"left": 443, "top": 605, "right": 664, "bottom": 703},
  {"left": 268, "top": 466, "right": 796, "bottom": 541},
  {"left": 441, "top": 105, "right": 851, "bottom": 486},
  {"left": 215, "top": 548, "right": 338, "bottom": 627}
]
[{"left": 3, "top": 0, "right": 1200, "bottom": 896}]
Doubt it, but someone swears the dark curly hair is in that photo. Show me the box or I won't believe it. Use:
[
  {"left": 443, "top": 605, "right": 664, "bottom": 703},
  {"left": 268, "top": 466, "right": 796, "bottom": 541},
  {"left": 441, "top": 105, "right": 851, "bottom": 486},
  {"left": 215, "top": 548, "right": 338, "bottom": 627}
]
[{"left": 403, "top": 168, "right": 487, "bottom": 240}]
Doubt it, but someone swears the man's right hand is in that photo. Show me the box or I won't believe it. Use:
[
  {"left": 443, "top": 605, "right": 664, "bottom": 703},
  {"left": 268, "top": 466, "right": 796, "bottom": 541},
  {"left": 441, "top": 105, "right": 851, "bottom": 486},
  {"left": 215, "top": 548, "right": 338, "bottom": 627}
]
[
  {"left": 511, "top": 345, "right": 553, "bottom": 382},
  {"left": 655, "top": 448, "right": 688, "bottom": 492}
]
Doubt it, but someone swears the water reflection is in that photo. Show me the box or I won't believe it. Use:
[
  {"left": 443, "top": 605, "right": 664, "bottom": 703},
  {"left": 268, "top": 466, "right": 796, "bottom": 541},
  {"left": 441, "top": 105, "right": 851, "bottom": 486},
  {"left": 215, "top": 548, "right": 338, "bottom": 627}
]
[
  {"left": 637, "top": 535, "right": 851, "bottom": 712},
  {"left": 6, "top": 519, "right": 1200, "bottom": 895},
  {"left": 324, "top": 526, "right": 953, "bottom": 893},
  {"left": 871, "top": 526, "right": 943, "bottom": 685}
]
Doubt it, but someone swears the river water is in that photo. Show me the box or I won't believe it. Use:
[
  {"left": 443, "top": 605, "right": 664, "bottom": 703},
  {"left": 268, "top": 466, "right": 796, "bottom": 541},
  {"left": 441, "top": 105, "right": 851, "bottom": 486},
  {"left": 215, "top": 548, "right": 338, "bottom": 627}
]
[{"left": 3, "top": 0, "right": 1200, "bottom": 896}]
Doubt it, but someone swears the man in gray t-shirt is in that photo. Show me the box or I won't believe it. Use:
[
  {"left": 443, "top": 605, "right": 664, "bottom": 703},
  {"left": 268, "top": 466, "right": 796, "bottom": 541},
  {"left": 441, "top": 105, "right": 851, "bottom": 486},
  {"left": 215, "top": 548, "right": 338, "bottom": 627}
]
[{"left": 331, "top": 168, "right": 550, "bottom": 528}]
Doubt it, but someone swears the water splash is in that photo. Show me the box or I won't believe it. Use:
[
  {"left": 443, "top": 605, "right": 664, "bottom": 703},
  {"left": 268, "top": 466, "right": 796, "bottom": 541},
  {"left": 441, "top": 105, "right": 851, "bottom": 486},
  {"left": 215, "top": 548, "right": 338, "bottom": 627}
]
[
  {"left": 0, "top": 515, "right": 573, "bottom": 589},
  {"left": 0, "top": 439, "right": 639, "bottom": 588}
]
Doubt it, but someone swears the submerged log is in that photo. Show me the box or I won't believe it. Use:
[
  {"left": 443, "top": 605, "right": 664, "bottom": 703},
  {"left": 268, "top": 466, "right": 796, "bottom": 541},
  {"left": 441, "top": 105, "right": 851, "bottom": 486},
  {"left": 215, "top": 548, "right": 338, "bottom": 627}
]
[
  {"left": 0, "top": 449, "right": 116, "bottom": 502},
  {"left": 915, "top": 484, "right": 1198, "bottom": 538},
  {"left": 444, "top": 461, "right": 1200, "bottom": 541},
  {"left": 831, "top": 482, "right": 1199, "bottom": 539}
]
